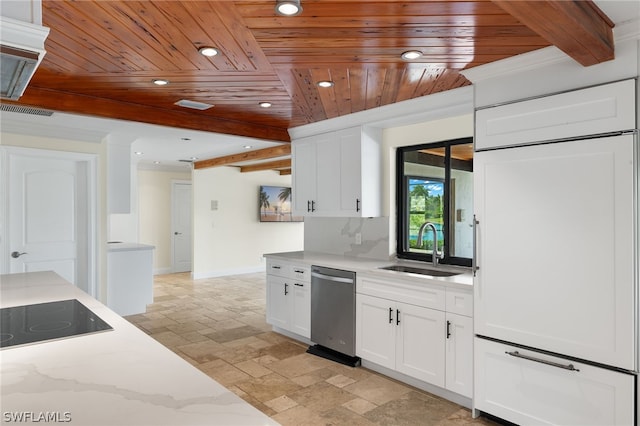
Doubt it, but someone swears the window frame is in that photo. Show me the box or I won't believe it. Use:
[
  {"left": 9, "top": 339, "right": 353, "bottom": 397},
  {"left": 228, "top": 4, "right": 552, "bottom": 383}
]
[{"left": 395, "top": 137, "right": 473, "bottom": 267}]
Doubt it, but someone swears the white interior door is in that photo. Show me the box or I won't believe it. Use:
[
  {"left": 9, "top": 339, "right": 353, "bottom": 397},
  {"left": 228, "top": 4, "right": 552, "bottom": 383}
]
[
  {"left": 171, "top": 181, "right": 192, "bottom": 273},
  {"left": 5, "top": 150, "right": 94, "bottom": 294}
]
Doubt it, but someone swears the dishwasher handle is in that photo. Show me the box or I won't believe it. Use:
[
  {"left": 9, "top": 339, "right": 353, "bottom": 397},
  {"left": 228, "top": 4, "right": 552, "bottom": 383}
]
[{"left": 311, "top": 271, "right": 354, "bottom": 284}]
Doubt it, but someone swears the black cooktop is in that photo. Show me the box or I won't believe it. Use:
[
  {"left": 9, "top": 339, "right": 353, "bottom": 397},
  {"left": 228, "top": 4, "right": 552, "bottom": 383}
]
[{"left": 0, "top": 299, "right": 113, "bottom": 349}]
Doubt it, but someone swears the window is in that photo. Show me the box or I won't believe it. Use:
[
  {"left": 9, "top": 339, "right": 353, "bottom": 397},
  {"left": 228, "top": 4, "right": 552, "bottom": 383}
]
[{"left": 396, "top": 137, "right": 473, "bottom": 266}]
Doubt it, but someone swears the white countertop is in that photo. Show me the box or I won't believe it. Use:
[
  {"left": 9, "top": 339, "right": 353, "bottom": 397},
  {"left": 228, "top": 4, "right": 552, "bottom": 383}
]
[
  {"left": 0, "top": 271, "right": 278, "bottom": 426},
  {"left": 107, "top": 242, "right": 155, "bottom": 252},
  {"left": 263, "top": 251, "right": 473, "bottom": 290}
]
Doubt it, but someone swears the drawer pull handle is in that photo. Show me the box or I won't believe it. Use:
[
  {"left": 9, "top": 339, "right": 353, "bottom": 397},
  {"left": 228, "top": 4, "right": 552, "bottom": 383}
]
[
  {"left": 446, "top": 320, "right": 451, "bottom": 339},
  {"left": 396, "top": 309, "right": 400, "bottom": 325},
  {"left": 505, "top": 350, "right": 580, "bottom": 372},
  {"left": 272, "top": 266, "right": 281, "bottom": 269},
  {"left": 294, "top": 269, "right": 305, "bottom": 274},
  {"left": 294, "top": 283, "right": 304, "bottom": 287},
  {"left": 284, "top": 283, "right": 289, "bottom": 295},
  {"left": 388, "top": 308, "right": 393, "bottom": 324}
]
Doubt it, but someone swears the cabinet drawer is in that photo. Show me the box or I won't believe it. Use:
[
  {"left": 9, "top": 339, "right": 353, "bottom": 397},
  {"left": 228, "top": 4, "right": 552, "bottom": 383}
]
[
  {"left": 290, "top": 265, "right": 310, "bottom": 282},
  {"left": 266, "top": 259, "right": 289, "bottom": 278},
  {"left": 474, "top": 338, "right": 635, "bottom": 426},
  {"left": 445, "top": 289, "right": 472, "bottom": 317},
  {"left": 357, "top": 275, "right": 445, "bottom": 311}
]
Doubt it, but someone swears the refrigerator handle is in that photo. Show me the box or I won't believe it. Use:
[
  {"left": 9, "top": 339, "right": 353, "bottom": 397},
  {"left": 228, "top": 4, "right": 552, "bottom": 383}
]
[
  {"left": 506, "top": 350, "right": 580, "bottom": 372},
  {"left": 472, "top": 215, "right": 480, "bottom": 277}
]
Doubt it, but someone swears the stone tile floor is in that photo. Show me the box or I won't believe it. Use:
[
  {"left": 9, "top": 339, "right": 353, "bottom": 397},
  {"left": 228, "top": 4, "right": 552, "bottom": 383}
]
[{"left": 125, "top": 272, "right": 502, "bottom": 426}]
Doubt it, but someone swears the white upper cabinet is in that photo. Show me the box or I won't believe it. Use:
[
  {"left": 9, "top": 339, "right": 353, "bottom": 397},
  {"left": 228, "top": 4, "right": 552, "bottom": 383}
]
[
  {"left": 475, "top": 79, "right": 636, "bottom": 150},
  {"left": 292, "top": 126, "right": 381, "bottom": 217}
]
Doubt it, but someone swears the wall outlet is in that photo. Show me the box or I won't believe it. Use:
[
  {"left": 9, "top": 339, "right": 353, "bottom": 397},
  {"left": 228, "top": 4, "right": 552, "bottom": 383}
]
[{"left": 355, "top": 233, "right": 362, "bottom": 245}]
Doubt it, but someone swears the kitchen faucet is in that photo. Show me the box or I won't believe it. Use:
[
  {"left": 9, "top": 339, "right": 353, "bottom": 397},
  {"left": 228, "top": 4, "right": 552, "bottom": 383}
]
[{"left": 416, "top": 222, "right": 444, "bottom": 267}]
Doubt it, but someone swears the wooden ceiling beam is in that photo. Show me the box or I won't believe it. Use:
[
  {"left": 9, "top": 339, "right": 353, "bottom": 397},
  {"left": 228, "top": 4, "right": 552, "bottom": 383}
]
[
  {"left": 491, "top": 0, "right": 614, "bottom": 66},
  {"left": 194, "top": 144, "right": 291, "bottom": 169},
  {"left": 15, "top": 87, "right": 291, "bottom": 142},
  {"left": 240, "top": 159, "right": 291, "bottom": 173}
]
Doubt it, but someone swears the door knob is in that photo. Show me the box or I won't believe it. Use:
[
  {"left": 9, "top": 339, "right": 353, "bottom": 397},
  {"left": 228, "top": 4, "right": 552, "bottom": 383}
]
[{"left": 11, "top": 251, "right": 27, "bottom": 258}]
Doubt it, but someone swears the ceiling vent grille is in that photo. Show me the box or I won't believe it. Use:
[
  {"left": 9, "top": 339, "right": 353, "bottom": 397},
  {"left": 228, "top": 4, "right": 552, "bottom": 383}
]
[
  {"left": 0, "top": 103, "right": 53, "bottom": 116},
  {"left": 174, "top": 99, "right": 214, "bottom": 110}
]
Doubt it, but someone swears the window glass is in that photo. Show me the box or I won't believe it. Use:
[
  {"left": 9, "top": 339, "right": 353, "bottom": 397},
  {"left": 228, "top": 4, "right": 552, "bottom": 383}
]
[{"left": 397, "top": 138, "right": 473, "bottom": 266}]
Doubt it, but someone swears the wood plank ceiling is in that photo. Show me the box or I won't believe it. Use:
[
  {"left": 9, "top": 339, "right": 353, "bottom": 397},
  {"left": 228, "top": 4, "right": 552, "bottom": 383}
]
[{"left": 5, "top": 0, "right": 614, "bottom": 170}]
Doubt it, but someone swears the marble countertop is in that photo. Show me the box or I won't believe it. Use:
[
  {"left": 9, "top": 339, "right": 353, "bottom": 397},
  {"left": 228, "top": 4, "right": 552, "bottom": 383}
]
[
  {"left": 107, "top": 242, "right": 155, "bottom": 252},
  {"left": 0, "top": 271, "right": 278, "bottom": 426},
  {"left": 263, "top": 251, "right": 473, "bottom": 290}
]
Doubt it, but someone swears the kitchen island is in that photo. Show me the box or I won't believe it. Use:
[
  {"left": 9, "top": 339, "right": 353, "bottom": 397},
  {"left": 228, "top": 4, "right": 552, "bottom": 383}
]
[{"left": 0, "top": 271, "right": 278, "bottom": 426}]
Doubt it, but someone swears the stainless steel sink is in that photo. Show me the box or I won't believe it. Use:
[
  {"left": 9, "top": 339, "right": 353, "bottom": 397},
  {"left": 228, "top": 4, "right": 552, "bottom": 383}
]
[{"left": 379, "top": 265, "right": 462, "bottom": 277}]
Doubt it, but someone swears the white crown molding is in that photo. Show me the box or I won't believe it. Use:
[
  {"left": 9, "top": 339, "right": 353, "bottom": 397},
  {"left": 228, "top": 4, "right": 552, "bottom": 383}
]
[
  {"left": 288, "top": 85, "right": 473, "bottom": 140},
  {"left": 0, "top": 120, "right": 107, "bottom": 143},
  {"left": 460, "top": 18, "right": 640, "bottom": 85}
]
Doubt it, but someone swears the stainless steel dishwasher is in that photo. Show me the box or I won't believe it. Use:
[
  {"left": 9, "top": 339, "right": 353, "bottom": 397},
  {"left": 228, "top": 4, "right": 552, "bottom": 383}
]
[{"left": 307, "top": 265, "right": 361, "bottom": 367}]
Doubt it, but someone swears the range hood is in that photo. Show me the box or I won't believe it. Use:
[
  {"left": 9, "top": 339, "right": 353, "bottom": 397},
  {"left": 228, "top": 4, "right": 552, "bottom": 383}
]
[{"left": 0, "top": 16, "right": 49, "bottom": 101}]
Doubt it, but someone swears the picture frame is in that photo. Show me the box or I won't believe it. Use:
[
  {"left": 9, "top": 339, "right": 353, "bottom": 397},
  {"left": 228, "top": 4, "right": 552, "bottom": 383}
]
[{"left": 259, "top": 185, "right": 303, "bottom": 222}]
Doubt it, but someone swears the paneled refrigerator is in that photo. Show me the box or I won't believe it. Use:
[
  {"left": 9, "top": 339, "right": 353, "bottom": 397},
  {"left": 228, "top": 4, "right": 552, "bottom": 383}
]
[{"left": 472, "top": 80, "right": 638, "bottom": 426}]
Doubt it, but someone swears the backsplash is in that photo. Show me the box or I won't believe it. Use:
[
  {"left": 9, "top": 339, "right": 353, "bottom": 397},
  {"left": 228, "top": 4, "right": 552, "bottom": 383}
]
[{"left": 304, "top": 217, "right": 390, "bottom": 260}]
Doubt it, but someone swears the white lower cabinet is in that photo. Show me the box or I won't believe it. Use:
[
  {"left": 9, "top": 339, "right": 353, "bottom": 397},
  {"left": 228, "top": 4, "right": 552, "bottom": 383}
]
[
  {"left": 445, "top": 313, "right": 473, "bottom": 397},
  {"left": 474, "top": 337, "right": 635, "bottom": 426},
  {"left": 266, "top": 260, "right": 311, "bottom": 338},
  {"left": 356, "top": 275, "right": 473, "bottom": 398}
]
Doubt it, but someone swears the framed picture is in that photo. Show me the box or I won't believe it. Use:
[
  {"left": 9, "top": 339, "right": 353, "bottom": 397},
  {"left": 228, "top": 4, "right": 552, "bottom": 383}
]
[{"left": 259, "top": 185, "right": 303, "bottom": 222}]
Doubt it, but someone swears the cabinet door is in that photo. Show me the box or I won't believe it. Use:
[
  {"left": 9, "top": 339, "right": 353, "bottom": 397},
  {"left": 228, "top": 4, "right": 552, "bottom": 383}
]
[
  {"left": 474, "top": 135, "right": 636, "bottom": 370},
  {"left": 396, "top": 303, "right": 446, "bottom": 386},
  {"left": 445, "top": 313, "right": 473, "bottom": 398},
  {"left": 266, "top": 276, "right": 289, "bottom": 329},
  {"left": 315, "top": 137, "right": 342, "bottom": 214},
  {"left": 290, "top": 281, "right": 310, "bottom": 338},
  {"left": 339, "top": 127, "right": 362, "bottom": 215},
  {"left": 474, "top": 338, "right": 635, "bottom": 426},
  {"left": 356, "top": 294, "right": 396, "bottom": 369},
  {"left": 292, "top": 140, "right": 317, "bottom": 215}
]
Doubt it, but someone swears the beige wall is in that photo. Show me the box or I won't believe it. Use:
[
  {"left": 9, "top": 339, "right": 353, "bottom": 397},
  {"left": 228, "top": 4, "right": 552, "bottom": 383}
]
[
  {"left": 192, "top": 166, "right": 304, "bottom": 278},
  {"left": 138, "top": 169, "right": 191, "bottom": 273}
]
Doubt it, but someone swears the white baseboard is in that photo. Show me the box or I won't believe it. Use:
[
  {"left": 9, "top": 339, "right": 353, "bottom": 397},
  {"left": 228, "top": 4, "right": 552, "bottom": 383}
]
[
  {"left": 192, "top": 265, "right": 266, "bottom": 280},
  {"left": 153, "top": 267, "right": 172, "bottom": 276}
]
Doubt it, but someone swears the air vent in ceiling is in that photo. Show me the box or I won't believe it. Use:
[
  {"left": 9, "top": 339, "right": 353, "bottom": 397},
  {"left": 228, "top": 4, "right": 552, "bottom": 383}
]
[
  {"left": 175, "top": 99, "right": 214, "bottom": 110},
  {"left": 0, "top": 103, "right": 53, "bottom": 116}
]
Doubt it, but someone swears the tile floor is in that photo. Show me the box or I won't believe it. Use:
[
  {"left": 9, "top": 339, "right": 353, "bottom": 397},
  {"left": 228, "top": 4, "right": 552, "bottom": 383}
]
[{"left": 125, "top": 272, "right": 501, "bottom": 426}]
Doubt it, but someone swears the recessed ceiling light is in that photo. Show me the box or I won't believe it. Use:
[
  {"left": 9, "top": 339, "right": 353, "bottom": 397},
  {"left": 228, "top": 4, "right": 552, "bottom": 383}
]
[
  {"left": 401, "top": 50, "right": 422, "bottom": 60},
  {"left": 244, "top": 145, "right": 252, "bottom": 149},
  {"left": 198, "top": 46, "right": 219, "bottom": 57},
  {"left": 152, "top": 79, "right": 169, "bottom": 86},
  {"left": 275, "top": 0, "right": 302, "bottom": 16},
  {"left": 317, "top": 81, "right": 334, "bottom": 88},
  {"left": 154, "top": 161, "right": 161, "bottom": 164},
  {"left": 259, "top": 101, "right": 272, "bottom": 108},
  {"left": 190, "top": 157, "right": 199, "bottom": 161},
  {"left": 134, "top": 151, "right": 144, "bottom": 155}
]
